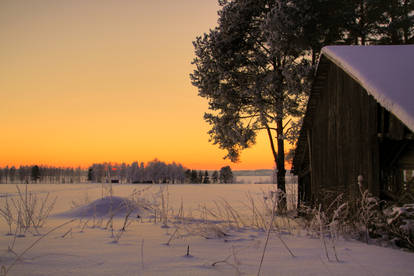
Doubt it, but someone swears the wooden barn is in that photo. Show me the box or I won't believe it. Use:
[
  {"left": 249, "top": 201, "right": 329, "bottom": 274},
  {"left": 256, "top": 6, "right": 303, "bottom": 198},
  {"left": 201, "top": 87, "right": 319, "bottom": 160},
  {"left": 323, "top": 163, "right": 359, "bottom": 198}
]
[{"left": 292, "top": 45, "right": 414, "bottom": 206}]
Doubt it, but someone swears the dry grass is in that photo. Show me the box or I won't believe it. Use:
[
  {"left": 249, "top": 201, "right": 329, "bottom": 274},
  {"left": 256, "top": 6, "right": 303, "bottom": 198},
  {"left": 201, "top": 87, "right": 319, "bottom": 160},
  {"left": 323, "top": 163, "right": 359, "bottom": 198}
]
[
  {"left": 211, "top": 245, "right": 242, "bottom": 276},
  {"left": 1, "top": 219, "right": 76, "bottom": 276},
  {"left": 0, "top": 185, "right": 56, "bottom": 238}
]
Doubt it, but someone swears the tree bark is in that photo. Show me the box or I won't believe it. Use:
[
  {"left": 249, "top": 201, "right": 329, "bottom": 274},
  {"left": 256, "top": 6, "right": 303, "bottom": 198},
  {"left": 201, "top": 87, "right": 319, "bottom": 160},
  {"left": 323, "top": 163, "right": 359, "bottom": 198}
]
[
  {"left": 265, "top": 126, "right": 278, "bottom": 171},
  {"left": 265, "top": 110, "right": 287, "bottom": 212},
  {"left": 276, "top": 117, "right": 287, "bottom": 211}
]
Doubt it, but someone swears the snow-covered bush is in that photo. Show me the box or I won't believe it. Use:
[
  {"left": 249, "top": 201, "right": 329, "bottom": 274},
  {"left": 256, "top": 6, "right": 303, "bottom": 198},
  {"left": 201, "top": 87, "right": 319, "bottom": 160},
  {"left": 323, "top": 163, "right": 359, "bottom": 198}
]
[
  {"left": 299, "top": 180, "right": 414, "bottom": 251},
  {"left": 382, "top": 204, "right": 414, "bottom": 249}
]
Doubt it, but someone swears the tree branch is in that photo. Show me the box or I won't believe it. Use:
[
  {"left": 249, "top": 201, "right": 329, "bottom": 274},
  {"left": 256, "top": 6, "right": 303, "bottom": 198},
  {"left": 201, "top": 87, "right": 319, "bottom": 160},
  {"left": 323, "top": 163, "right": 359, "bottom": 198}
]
[
  {"left": 283, "top": 118, "right": 292, "bottom": 130},
  {"left": 265, "top": 125, "right": 278, "bottom": 166}
]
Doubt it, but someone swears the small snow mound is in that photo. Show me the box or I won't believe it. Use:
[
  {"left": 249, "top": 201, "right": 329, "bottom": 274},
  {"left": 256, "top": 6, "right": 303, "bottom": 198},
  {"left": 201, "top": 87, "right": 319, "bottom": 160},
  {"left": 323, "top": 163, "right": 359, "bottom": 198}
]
[{"left": 56, "top": 196, "right": 149, "bottom": 218}]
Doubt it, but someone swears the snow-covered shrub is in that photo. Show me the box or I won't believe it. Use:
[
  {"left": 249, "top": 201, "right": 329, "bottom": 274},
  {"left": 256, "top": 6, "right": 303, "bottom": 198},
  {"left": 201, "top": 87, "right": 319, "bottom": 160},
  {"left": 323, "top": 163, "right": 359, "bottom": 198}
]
[
  {"left": 382, "top": 204, "right": 414, "bottom": 249},
  {"left": 300, "top": 180, "right": 414, "bottom": 251}
]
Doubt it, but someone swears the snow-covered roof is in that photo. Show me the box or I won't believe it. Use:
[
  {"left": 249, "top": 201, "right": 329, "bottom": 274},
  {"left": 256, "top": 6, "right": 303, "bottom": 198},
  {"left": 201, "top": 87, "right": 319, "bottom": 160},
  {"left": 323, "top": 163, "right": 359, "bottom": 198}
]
[{"left": 321, "top": 45, "right": 414, "bottom": 132}]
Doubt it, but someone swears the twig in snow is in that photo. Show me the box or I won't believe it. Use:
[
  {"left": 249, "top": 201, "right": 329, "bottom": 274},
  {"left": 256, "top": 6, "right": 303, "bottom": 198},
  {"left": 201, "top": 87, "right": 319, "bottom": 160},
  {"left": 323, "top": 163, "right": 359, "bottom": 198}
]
[
  {"left": 257, "top": 190, "right": 278, "bottom": 276},
  {"left": 211, "top": 245, "right": 241, "bottom": 276},
  {"left": 165, "top": 228, "right": 179, "bottom": 246},
  {"left": 2, "top": 219, "right": 75, "bottom": 276},
  {"left": 140, "top": 238, "right": 144, "bottom": 270}
]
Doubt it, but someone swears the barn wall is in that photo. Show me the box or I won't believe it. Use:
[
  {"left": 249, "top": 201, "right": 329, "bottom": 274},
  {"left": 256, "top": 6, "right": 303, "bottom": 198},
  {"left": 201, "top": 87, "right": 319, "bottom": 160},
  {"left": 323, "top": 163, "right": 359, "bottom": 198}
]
[{"left": 309, "top": 61, "right": 380, "bottom": 202}]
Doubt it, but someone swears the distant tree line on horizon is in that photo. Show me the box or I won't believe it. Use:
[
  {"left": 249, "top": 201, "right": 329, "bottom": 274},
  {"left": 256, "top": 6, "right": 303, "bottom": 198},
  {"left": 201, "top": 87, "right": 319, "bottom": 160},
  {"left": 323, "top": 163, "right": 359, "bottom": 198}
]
[
  {"left": 0, "top": 165, "right": 86, "bottom": 184},
  {"left": 185, "top": 166, "right": 234, "bottom": 184},
  {"left": 87, "top": 161, "right": 234, "bottom": 184},
  {"left": 0, "top": 161, "right": 234, "bottom": 184}
]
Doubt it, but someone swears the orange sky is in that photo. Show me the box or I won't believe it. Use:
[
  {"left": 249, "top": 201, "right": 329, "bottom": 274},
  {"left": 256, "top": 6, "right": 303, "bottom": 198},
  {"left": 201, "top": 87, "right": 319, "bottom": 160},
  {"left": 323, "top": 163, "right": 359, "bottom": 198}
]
[{"left": 0, "top": 0, "right": 280, "bottom": 170}]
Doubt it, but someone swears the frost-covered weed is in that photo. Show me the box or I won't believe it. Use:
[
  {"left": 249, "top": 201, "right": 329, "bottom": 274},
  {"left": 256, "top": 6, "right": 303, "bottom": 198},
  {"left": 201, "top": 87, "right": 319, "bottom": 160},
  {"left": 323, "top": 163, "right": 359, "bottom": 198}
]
[
  {"left": 0, "top": 185, "right": 56, "bottom": 237},
  {"left": 300, "top": 192, "right": 348, "bottom": 262},
  {"left": 0, "top": 196, "right": 14, "bottom": 235},
  {"left": 211, "top": 245, "right": 242, "bottom": 276},
  {"left": 354, "top": 182, "right": 383, "bottom": 243},
  {"left": 300, "top": 180, "right": 414, "bottom": 252}
]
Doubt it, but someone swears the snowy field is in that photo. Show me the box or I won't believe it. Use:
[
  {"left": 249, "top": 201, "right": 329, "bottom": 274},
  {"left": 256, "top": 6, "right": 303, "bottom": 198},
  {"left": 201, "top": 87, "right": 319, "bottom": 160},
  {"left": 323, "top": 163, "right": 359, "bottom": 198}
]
[
  {"left": 0, "top": 183, "right": 413, "bottom": 276},
  {"left": 235, "top": 176, "right": 273, "bottom": 184},
  {"left": 235, "top": 174, "right": 297, "bottom": 185}
]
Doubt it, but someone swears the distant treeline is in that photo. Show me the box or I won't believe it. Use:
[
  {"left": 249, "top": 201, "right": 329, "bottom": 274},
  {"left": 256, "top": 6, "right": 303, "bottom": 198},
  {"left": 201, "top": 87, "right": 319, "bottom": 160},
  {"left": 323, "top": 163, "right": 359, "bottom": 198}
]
[
  {"left": 88, "top": 160, "right": 186, "bottom": 184},
  {"left": 0, "top": 161, "right": 234, "bottom": 184},
  {"left": 0, "top": 165, "right": 86, "bottom": 184},
  {"left": 185, "top": 166, "right": 233, "bottom": 184},
  {"left": 89, "top": 161, "right": 233, "bottom": 184}
]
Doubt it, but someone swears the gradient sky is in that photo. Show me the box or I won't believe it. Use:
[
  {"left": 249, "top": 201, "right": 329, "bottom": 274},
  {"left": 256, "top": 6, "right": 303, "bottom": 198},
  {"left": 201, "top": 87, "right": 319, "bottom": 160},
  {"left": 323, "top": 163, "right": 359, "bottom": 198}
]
[{"left": 0, "top": 0, "right": 276, "bottom": 170}]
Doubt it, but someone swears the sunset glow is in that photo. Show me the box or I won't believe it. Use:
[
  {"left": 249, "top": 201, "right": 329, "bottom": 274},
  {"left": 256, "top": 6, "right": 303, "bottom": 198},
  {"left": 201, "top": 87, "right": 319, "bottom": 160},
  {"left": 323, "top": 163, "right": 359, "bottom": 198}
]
[{"left": 0, "top": 0, "right": 278, "bottom": 170}]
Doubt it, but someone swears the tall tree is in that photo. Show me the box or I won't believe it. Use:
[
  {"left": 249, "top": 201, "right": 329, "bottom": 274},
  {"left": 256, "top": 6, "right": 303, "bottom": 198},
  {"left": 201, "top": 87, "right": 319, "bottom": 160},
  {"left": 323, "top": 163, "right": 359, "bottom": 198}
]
[
  {"left": 31, "top": 165, "right": 40, "bottom": 183},
  {"left": 219, "top": 166, "right": 234, "bottom": 184},
  {"left": 87, "top": 168, "right": 94, "bottom": 182},
  {"left": 185, "top": 169, "right": 192, "bottom": 183},
  {"left": 203, "top": 170, "right": 210, "bottom": 184},
  {"left": 375, "top": 0, "right": 414, "bottom": 44},
  {"left": 198, "top": 170, "right": 204, "bottom": 184},
  {"left": 9, "top": 166, "right": 16, "bottom": 183},
  {"left": 3, "top": 166, "right": 9, "bottom": 184},
  {"left": 211, "top": 170, "right": 219, "bottom": 183},
  {"left": 267, "top": 0, "right": 349, "bottom": 64},
  {"left": 190, "top": 170, "right": 199, "bottom": 184},
  {"left": 191, "top": 0, "right": 310, "bottom": 201}
]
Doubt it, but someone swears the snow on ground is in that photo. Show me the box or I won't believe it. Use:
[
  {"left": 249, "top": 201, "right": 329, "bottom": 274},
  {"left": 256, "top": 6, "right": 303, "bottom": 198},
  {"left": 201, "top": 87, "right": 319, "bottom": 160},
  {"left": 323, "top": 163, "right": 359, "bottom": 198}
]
[
  {"left": 0, "top": 184, "right": 413, "bottom": 275},
  {"left": 236, "top": 175, "right": 272, "bottom": 184}
]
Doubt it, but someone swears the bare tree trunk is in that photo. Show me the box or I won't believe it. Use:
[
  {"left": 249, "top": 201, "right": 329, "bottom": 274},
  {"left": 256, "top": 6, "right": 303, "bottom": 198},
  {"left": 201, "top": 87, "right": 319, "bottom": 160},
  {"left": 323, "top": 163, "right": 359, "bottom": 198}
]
[
  {"left": 265, "top": 126, "right": 278, "bottom": 172},
  {"left": 276, "top": 118, "right": 287, "bottom": 211},
  {"left": 265, "top": 116, "right": 287, "bottom": 212}
]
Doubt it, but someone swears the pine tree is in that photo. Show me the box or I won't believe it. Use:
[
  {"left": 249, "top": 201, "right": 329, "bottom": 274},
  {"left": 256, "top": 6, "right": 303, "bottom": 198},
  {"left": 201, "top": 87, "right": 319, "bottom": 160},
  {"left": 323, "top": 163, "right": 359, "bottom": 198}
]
[
  {"left": 211, "top": 171, "right": 219, "bottom": 183},
  {"left": 87, "top": 168, "right": 94, "bottom": 182},
  {"left": 219, "top": 166, "right": 234, "bottom": 184},
  {"left": 190, "top": 170, "right": 198, "bottom": 184},
  {"left": 198, "top": 170, "right": 204, "bottom": 184},
  {"left": 9, "top": 166, "right": 16, "bottom": 184},
  {"left": 191, "top": 0, "right": 310, "bottom": 201},
  {"left": 31, "top": 165, "right": 40, "bottom": 183},
  {"left": 184, "top": 169, "right": 192, "bottom": 183},
  {"left": 203, "top": 170, "right": 210, "bottom": 184},
  {"left": 375, "top": 0, "right": 414, "bottom": 44}
]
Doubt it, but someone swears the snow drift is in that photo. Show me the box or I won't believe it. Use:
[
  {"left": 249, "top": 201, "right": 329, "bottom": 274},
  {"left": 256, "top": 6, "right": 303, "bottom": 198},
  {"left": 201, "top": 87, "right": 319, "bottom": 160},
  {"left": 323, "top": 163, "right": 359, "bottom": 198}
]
[{"left": 56, "top": 196, "right": 149, "bottom": 218}]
